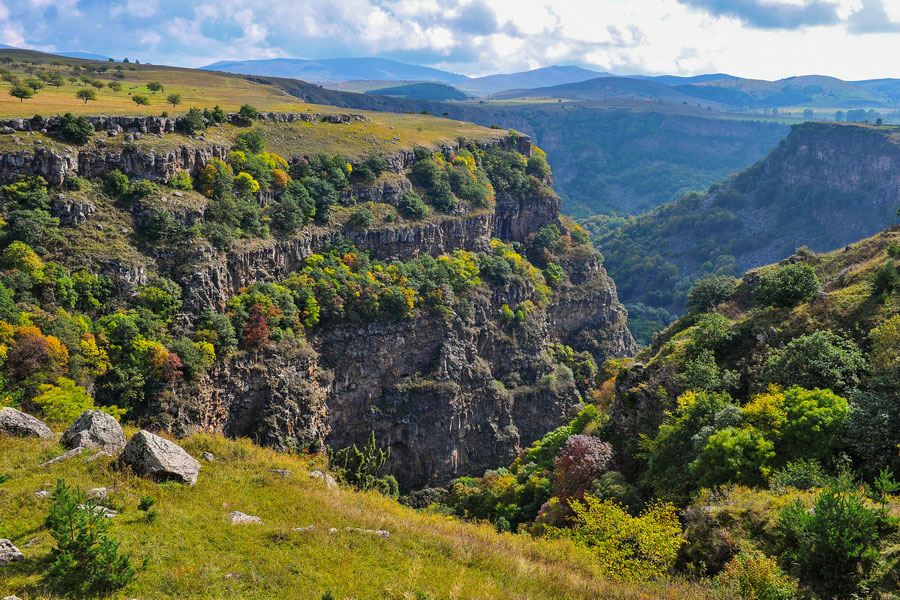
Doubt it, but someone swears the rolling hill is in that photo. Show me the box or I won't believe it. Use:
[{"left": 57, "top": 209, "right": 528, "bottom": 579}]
[
  {"left": 366, "top": 82, "right": 468, "bottom": 101},
  {"left": 454, "top": 65, "right": 610, "bottom": 96}
]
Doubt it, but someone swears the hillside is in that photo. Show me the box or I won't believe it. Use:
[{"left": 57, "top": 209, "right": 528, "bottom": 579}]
[
  {"left": 366, "top": 82, "right": 468, "bottom": 101},
  {"left": 587, "top": 122, "right": 900, "bottom": 328},
  {"left": 200, "top": 57, "right": 468, "bottom": 85}
]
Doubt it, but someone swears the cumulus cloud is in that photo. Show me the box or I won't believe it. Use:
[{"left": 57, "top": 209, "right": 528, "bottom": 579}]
[
  {"left": 677, "top": 0, "right": 841, "bottom": 29},
  {"left": 846, "top": 0, "right": 900, "bottom": 33}
]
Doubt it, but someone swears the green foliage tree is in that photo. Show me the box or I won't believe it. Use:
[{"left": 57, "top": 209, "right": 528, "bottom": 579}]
[
  {"left": 176, "top": 107, "right": 205, "bottom": 134},
  {"left": 778, "top": 472, "right": 881, "bottom": 597},
  {"left": 753, "top": 262, "right": 819, "bottom": 308},
  {"left": 45, "top": 480, "right": 137, "bottom": 596},
  {"left": 763, "top": 330, "right": 865, "bottom": 393},
  {"left": 233, "top": 127, "right": 265, "bottom": 153},
  {"left": 398, "top": 190, "right": 429, "bottom": 219},
  {"left": 872, "top": 260, "right": 899, "bottom": 299},
  {"left": 238, "top": 103, "right": 259, "bottom": 123},
  {"left": 686, "top": 275, "right": 736, "bottom": 312},
  {"left": 165, "top": 93, "right": 181, "bottom": 107},
  {"left": 54, "top": 113, "right": 94, "bottom": 144},
  {"left": 131, "top": 94, "right": 150, "bottom": 106},
  {"left": 9, "top": 84, "right": 34, "bottom": 102},
  {"left": 108, "top": 81, "right": 122, "bottom": 93},
  {"left": 146, "top": 81, "right": 163, "bottom": 94}
]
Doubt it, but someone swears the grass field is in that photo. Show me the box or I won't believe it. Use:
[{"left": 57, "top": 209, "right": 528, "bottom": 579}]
[{"left": 0, "top": 432, "right": 728, "bottom": 600}]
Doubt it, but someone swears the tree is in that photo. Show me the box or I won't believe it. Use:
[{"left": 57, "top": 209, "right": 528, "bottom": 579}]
[
  {"left": 238, "top": 103, "right": 259, "bottom": 123},
  {"left": 24, "top": 77, "right": 45, "bottom": 92},
  {"left": 108, "top": 81, "right": 122, "bottom": 93},
  {"left": 175, "top": 107, "right": 204, "bottom": 134},
  {"left": 75, "top": 89, "right": 97, "bottom": 104},
  {"left": 233, "top": 127, "right": 265, "bottom": 153},
  {"left": 9, "top": 84, "right": 34, "bottom": 102},
  {"left": 552, "top": 434, "right": 614, "bottom": 502},
  {"left": 54, "top": 113, "right": 94, "bottom": 144},
  {"left": 146, "top": 81, "right": 163, "bottom": 94},
  {"left": 90, "top": 80, "right": 104, "bottom": 90},
  {"left": 398, "top": 190, "right": 428, "bottom": 219},
  {"left": 686, "top": 275, "right": 737, "bottom": 311},
  {"left": 45, "top": 480, "right": 136, "bottom": 596},
  {"left": 131, "top": 94, "right": 150, "bottom": 106},
  {"left": 32, "top": 378, "right": 122, "bottom": 423},
  {"left": 763, "top": 330, "right": 865, "bottom": 393},
  {"left": 753, "top": 262, "right": 819, "bottom": 308},
  {"left": 802, "top": 108, "right": 814, "bottom": 119},
  {"left": 166, "top": 93, "right": 181, "bottom": 107}
]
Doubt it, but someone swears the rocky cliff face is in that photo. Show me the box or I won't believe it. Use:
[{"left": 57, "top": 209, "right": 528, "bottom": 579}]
[{"left": 0, "top": 115, "right": 633, "bottom": 488}]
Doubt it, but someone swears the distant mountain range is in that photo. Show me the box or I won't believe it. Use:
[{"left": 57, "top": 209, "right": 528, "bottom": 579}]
[
  {"left": 200, "top": 57, "right": 468, "bottom": 84},
  {"left": 0, "top": 44, "right": 111, "bottom": 62},
  {"left": 455, "top": 65, "right": 612, "bottom": 96}
]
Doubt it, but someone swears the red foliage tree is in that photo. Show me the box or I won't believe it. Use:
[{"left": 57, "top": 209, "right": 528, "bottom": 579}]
[
  {"left": 553, "top": 434, "right": 614, "bottom": 502},
  {"left": 242, "top": 303, "right": 270, "bottom": 349}
]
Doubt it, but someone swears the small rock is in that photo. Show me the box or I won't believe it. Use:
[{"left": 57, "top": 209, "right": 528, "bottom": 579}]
[
  {"left": 61, "top": 410, "right": 126, "bottom": 454},
  {"left": 309, "top": 470, "right": 337, "bottom": 489},
  {"left": 292, "top": 524, "right": 316, "bottom": 532},
  {"left": 120, "top": 430, "right": 201, "bottom": 486},
  {"left": 34, "top": 490, "right": 50, "bottom": 498},
  {"left": 345, "top": 527, "right": 390, "bottom": 538},
  {"left": 225, "top": 572, "right": 244, "bottom": 579},
  {"left": 271, "top": 469, "right": 292, "bottom": 477},
  {"left": 172, "top": 191, "right": 184, "bottom": 197},
  {"left": 226, "top": 511, "right": 261, "bottom": 524},
  {"left": 79, "top": 504, "right": 117, "bottom": 518},
  {"left": 0, "top": 407, "right": 53, "bottom": 439},
  {"left": 88, "top": 487, "right": 107, "bottom": 501},
  {"left": 3, "top": 596, "right": 23, "bottom": 600},
  {"left": 23, "top": 536, "right": 40, "bottom": 547},
  {"left": 328, "top": 527, "right": 338, "bottom": 533},
  {"left": 201, "top": 452, "right": 215, "bottom": 462},
  {"left": 0, "top": 539, "right": 24, "bottom": 565},
  {"left": 40, "top": 447, "right": 84, "bottom": 467},
  {"left": 1, "top": 126, "right": 14, "bottom": 134}
]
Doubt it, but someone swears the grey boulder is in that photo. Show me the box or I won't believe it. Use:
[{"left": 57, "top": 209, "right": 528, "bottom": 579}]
[
  {"left": 61, "top": 410, "right": 126, "bottom": 453},
  {"left": 120, "top": 430, "right": 201, "bottom": 486},
  {"left": 0, "top": 539, "right": 24, "bottom": 565},
  {"left": 0, "top": 407, "right": 52, "bottom": 439}
]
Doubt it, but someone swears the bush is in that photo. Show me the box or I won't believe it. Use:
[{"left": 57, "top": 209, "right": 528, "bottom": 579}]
[
  {"left": 103, "top": 170, "right": 130, "bottom": 198},
  {"left": 176, "top": 107, "right": 205, "bottom": 134},
  {"left": 169, "top": 170, "right": 192, "bottom": 191},
  {"left": 686, "top": 275, "right": 736, "bottom": 312},
  {"left": 327, "top": 431, "right": 391, "bottom": 492},
  {"left": 350, "top": 205, "right": 374, "bottom": 229},
  {"left": 233, "top": 127, "right": 265, "bottom": 153},
  {"left": 548, "top": 496, "right": 682, "bottom": 582},
  {"left": 770, "top": 459, "right": 827, "bottom": 491},
  {"left": 526, "top": 155, "right": 551, "bottom": 179},
  {"left": 753, "top": 262, "right": 819, "bottom": 308},
  {"left": 238, "top": 104, "right": 259, "bottom": 123},
  {"left": 398, "top": 191, "right": 429, "bottom": 219},
  {"left": 872, "top": 260, "right": 899, "bottom": 298},
  {"left": 714, "top": 550, "right": 798, "bottom": 600},
  {"left": 763, "top": 330, "right": 865, "bottom": 393},
  {"left": 271, "top": 181, "right": 315, "bottom": 235},
  {"left": 778, "top": 472, "right": 881, "bottom": 597},
  {"left": 845, "top": 384, "right": 900, "bottom": 478},
  {"left": 45, "top": 480, "right": 137, "bottom": 596},
  {"left": 32, "top": 377, "right": 123, "bottom": 423},
  {"left": 54, "top": 113, "right": 94, "bottom": 144}
]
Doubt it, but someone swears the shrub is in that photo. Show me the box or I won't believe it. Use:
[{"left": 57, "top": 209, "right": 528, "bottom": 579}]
[
  {"left": 763, "top": 330, "right": 865, "bottom": 393},
  {"left": 714, "top": 550, "right": 798, "bottom": 600},
  {"left": 778, "top": 472, "right": 881, "bottom": 597},
  {"left": 169, "top": 170, "right": 192, "bottom": 191},
  {"left": 233, "top": 127, "right": 265, "bottom": 153},
  {"left": 237, "top": 104, "right": 259, "bottom": 123},
  {"left": 548, "top": 496, "right": 682, "bottom": 582},
  {"left": 398, "top": 190, "right": 429, "bottom": 219},
  {"left": 872, "top": 260, "right": 899, "bottom": 298},
  {"left": 54, "top": 113, "right": 94, "bottom": 144},
  {"left": 686, "top": 275, "right": 736, "bottom": 312},
  {"left": 103, "top": 170, "right": 130, "bottom": 198},
  {"left": 526, "top": 155, "right": 551, "bottom": 179},
  {"left": 845, "top": 384, "right": 900, "bottom": 478},
  {"left": 769, "top": 459, "right": 827, "bottom": 491},
  {"left": 45, "top": 480, "right": 137, "bottom": 596},
  {"left": 176, "top": 107, "right": 205, "bottom": 134},
  {"left": 552, "top": 434, "right": 614, "bottom": 502},
  {"left": 327, "top": 431, "right": 391, "bottom": 492},
  {"left": 692, "top": 426, "right": 773, "bottom": 488},
  {"left": 350, "top": 205, "right": 374, "bottom": 229},
  {"left": 753, "top": 262, "right": 819, "bottom": 308},
  {"left": 3, "top": 175, "right": 51, "bottom": 210}
]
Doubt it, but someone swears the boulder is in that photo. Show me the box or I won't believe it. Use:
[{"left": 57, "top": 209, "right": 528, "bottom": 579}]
[
  {"left": 61, "top": 410, "right": 126, "bottom": 453},
  {"left": 0, "top": 407, "right": 53, "bottom": 439},
  {"left": 309, "top": 470, "right": 338, "bottom": 489},
  {"left": 226, "top": 511, "right": 261, "bottom": 524},
  {"left": 120, "top": 430, "right": 201, "bottom": 486},
  {"left": 0, "top": 539, "right": 24, "bottom": 565}
]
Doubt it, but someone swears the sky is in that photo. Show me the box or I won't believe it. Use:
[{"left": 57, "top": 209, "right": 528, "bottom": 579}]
[{"left": 3, "top": 0, "right": 900, "bottom": 80}]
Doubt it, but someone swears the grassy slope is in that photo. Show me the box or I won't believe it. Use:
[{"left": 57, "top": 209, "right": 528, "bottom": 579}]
[
  {"left": 0, "top": 49, "right": 503, "bottom": 155},
  {"left": 0, "top": 433, "right": 720, "bottom": 600}
]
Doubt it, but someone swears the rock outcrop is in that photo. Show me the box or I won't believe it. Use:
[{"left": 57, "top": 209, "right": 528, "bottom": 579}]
[
  {"left": 0, "top": 539, "right": 24, "bottom": 565},
  {"left": 61, "top": 410, "right": 127, "bottom": 454},
  {"left": 120, "top": 430, "right": 201, "bottom": 485},
  {"left": 0, "top": 407, "right": 53, "bottom": 439}
]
